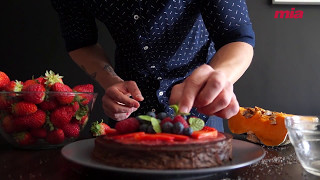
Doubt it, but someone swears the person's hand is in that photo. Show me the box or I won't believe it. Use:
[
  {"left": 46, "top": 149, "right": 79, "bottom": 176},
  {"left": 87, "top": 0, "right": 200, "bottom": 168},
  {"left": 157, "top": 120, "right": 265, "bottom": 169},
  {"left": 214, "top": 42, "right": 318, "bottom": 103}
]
[
  {"left": 102, "top": 81, "right": 144, "bottom": 121},
  {"left": 169, "top": 64, "right": 239, "bottom": 119}
]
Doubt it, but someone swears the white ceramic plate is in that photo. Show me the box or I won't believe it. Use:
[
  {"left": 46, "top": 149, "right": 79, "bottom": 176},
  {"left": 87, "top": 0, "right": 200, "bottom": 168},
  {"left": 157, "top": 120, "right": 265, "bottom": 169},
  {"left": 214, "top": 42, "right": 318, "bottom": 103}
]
[{"left": 61, "top": 138, "right": 265, "bottom": 177}]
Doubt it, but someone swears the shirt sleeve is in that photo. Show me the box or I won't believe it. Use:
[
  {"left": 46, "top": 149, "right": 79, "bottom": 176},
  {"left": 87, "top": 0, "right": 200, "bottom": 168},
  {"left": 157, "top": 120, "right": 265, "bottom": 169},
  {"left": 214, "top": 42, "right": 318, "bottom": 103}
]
[
  {"left": 200, "top": 0, "right": 255, "bottom": 50},
  {"left": 51, "top": 0, "right": 98, "bottom": 52}
]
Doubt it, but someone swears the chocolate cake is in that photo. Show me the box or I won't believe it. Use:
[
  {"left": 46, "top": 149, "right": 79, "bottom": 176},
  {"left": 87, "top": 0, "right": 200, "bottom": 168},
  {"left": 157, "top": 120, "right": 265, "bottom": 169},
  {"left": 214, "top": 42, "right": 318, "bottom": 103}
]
[{"left": 92, "top": 132, "right": 232, "bottom": 169}]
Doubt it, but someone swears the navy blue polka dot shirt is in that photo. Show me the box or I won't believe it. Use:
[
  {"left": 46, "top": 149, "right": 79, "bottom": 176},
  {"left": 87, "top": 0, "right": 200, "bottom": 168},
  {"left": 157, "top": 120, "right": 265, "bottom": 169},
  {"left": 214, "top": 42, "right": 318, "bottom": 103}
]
[{"left": 51, "top": 0, "right": 255, "bottom": 124}]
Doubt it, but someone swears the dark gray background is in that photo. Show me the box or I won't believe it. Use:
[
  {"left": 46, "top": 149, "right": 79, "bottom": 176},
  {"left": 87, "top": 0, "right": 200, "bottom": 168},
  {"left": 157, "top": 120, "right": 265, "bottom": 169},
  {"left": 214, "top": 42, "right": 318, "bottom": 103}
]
[{"left": 1, "top": 0, "right": 320, "bottom": 134}]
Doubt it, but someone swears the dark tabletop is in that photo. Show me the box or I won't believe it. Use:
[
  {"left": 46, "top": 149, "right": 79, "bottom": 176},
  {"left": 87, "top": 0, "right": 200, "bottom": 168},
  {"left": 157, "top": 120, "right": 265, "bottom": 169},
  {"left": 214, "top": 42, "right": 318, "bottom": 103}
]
[{"left": 0, "top": 136, "right": 319, "bottom": 180}]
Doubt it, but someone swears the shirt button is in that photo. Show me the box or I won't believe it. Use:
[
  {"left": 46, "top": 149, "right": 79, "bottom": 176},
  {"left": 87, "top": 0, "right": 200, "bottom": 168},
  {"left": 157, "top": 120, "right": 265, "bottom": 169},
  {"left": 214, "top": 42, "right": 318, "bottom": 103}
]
[
  {"left": 159, "top": 91, "right": 164, "bottom": 96},
  {"left": 157, "top": 77, "right": 162, "bottom": 80},
  {"left": 143, "top": 46, "right": 149, "bottom": 50},
  {"left": 150, "top": 65, "right": 155, "bottom": 68},
  {"left": 133, "top": 15, "right": 140, "bottom": 20}
]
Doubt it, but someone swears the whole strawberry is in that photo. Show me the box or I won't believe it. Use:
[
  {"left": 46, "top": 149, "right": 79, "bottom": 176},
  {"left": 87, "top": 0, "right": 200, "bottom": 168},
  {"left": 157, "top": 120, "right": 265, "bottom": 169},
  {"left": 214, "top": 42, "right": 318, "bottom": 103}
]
[
  {"left": 23, "top": 84, "right": 46, "bottom": 104},
  {"left": 90, "top": 120, "right": 111, "bottom": 136},
  {"left": 22, "top": 79, "right": 39, "bottom": 91},
  {"left": 73, "top": 84, "right": 94, "bottom": 105},
  {"left": 43, "top": 70, "right": 63, "bottom": 88},
  {"left": 50, "top": 105, "right": 75, "bottom": 128},
  {"left": 62, "top": 123, "right": 80, "bottom": 138},
  {"left": 1, "top": 115, "right": 15, "bottom": 133},
  {"left": 51, "top": 82, "right": 74, "bottom": 104},
  {"left": 38, "top": 98, "right": 59, "bottom": 111},
  {"left": 172, "top": 115, "right": 189, "bottom": 128},
  {"left": 4, "top": 80, "right": 23, "bottom": 92},
  {"left": 0, "top": 71, "right": 10, "bottom": 90},
  {"left": 13, "top": 132, "right": 35, "bottom": 145},
  {"left": 11, "top": 101, "right": 38, "bottom": 116},
  {"left": 13, "top": 109, "right": 46, "bottom": 129},
  {"left": 46, "top": 129, "right": 65, "bottom": 144},
  {"left": 30, "top": 128, "right": 47, "bottom": 139},
  {"left": 0, "top": 93, "right": 13, "bottom": 110},
  {"left": 79, "top": 115, "right": 88, "bottom": 128},
  {"left": 115, "top": 117, "right": 140, "bottom": 134},
  {"left": 72, "top": 101, "right": 80, "bottom": 112},
  {"left": 34, "top": 77, "right": 45, "bottom": 87},
  {"left": 27, "top": 109, "right": 46, "bottom": 129}
]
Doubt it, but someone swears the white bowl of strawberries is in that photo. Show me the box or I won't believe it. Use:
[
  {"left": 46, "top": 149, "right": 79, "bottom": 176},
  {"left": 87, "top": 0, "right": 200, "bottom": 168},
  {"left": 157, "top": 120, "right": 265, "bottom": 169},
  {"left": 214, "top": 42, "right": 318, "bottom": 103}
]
[{"left": 0, "top": 70, "right": 97, "bottom": 149}]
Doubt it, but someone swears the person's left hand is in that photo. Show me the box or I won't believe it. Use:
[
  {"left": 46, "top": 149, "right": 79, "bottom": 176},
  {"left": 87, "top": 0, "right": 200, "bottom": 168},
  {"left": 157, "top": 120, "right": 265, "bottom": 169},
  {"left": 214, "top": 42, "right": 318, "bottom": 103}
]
[{"left": 169, "top": 64, "right": 239, "bottom": 119}]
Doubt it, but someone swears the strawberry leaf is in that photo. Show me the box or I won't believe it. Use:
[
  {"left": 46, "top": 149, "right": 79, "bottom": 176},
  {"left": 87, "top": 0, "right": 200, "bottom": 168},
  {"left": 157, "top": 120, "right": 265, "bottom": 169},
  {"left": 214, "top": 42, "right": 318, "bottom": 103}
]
[{"left": 75, "top": 105, "right": 89, "bottom": 120}]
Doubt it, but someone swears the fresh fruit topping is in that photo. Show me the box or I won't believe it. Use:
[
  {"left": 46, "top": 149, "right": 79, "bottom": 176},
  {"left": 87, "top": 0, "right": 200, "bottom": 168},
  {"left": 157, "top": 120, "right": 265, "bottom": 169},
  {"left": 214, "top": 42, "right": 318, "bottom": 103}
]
[
  {"left": 161, "top": 122, "right": 173, "bottom": 133},
  {"left": 173, "top": 115, "right": 189, "bottom": 128},
  {"left": 158, "top": 133, "right": 190, "bottom": 141},
  {"left": 172, "top": 122, "right": 184, "bottom": 134},
  {"left": 191, "top": 126, "right": 218, "bottom": 139},
  {"left": 147, "top": 125, "right": 156, "bottom": 134},
  {"left": 183, "top": 127, "right": 194, "bottom": 136},
  {"left": 11, "top": 102, "right": 37, "bottom": 116},
  {"left": 46, "top": 129, "right": 65, "bottom": 144},
  {"left": 150, "top": 117, "right": 161, "bottom": 133},
  {"left": 146, "top": 111, "right": 156, "bottom": 118},
  {"left": 13, "top": 132, "right": 35, "bottom": 145},
  {"left": 51, "top": 82, "right": 74, "bottom": 104},
  {"left": 160, "top": 117, "right": 173, "bottom": 126},
  {"left": 62, "top": 123, "right": 80, "bottom": 138},
  {"left": 170, "top": 104, "right": 190, "bottom": 116},
  {"left": 23, "top": 84, "right": 46, "bottom": 104},
  {"left": 137, "top": 115, "right": 153, "bottom": 121},
  {"left": 136, "top": 133, "right": 175, "bottom": 142},
  {"left": 30, "top": 128, "right": 47, "bottom": 139},
  {"left": 139, "top": 123, "right": 149, "bottom": 132},
  {"left": 111, "top": 132, "right": 145, "bottom": 140},
  {"left": 188, "top": 117, "right": 205, "bottom": 131},
  {"left": 90, "top": 120, "right": 112, "bottom": 136},
  {"left": 0, "top": 71, "right": 10, "bottom": 90},
  {"left": 115, "top": 117, "right": 140, "bottom": 134},
  {"left": 157, "top": 112, "right": 168, "bottom": 120},
  {"left": 50, "top": 105, "right": 75, "bottom": 128},
  {"left": 44, "top": 70, "right": 63, "bottom": 88},
  {"left": 137, "top": 115, "right": 162, "bottom": 133},
  {"left": 4, "top": 80, "right": 23, "bottom": 92}
]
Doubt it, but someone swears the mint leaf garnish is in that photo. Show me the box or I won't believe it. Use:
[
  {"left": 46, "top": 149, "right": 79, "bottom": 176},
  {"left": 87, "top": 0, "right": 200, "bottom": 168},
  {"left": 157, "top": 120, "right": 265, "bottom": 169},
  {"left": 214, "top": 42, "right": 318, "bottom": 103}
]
[
  {"left": 188, "top": 117, "right": 205, "bottom": 131},
  {"left": 150, "top": 117, "right": 161, "bottom": 133},
  {"left": 170, "top": 104, "right": 190, "bottom": 116},
  {"left": 170, "top": 104, "right": 179, "bottom": 115},
  {"left": 137, "top": 115, "right": 152, "bottom": 121}
]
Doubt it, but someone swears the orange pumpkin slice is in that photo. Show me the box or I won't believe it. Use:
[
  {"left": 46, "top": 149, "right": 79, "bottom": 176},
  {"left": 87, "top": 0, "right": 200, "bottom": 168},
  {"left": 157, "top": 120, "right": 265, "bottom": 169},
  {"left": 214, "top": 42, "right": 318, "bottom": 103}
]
[{"left": 228, "top": 107, "right": 293, "bottom": 146}]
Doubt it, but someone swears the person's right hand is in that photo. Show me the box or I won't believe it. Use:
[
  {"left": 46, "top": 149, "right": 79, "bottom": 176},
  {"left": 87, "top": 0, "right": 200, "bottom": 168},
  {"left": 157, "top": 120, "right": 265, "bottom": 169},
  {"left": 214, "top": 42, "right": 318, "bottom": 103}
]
[{"left": 102, "top": 81, "right": 144, "bottom": 121}]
